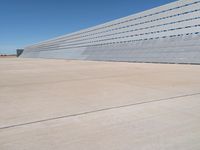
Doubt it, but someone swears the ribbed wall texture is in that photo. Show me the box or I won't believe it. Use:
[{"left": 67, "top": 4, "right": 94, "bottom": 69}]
[{"left": 21, "top": 0, "right": 200, "bottom": 64}]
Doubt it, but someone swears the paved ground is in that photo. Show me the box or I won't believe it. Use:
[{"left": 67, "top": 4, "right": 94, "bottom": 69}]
[{"left": 0, "top": 58, "right": 200, "bottom": 150}]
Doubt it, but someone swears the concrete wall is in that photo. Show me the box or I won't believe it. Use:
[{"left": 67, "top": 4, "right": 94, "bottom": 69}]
[{"left": 21, "top": 0, "right": 200, "bottom": 64}]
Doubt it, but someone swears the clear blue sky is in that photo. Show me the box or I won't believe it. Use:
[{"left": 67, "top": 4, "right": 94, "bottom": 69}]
[{"left": 0, "top": 0, "right": 176, "bottom": 54}]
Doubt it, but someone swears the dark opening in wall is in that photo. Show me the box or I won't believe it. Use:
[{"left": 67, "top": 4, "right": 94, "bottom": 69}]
[{"left": 16, "top": 49, "right": 24, "bottom": 57}]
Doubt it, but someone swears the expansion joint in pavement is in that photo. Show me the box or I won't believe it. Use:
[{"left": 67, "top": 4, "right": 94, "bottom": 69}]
[{"left": 0, "top": 92, "right": 200, "bottom": 130}]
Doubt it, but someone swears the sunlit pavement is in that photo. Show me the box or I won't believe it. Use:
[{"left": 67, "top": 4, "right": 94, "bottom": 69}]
[{"left": 0, "top": 58, "right": 200, "bottom": 150}]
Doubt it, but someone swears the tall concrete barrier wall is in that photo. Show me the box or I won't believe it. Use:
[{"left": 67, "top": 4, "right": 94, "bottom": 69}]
[{"left": 21, "top": 0, "right": 200, "bottom": 64}]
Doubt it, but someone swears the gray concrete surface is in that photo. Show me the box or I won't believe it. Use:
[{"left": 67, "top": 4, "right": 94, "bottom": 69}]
[{"left": 0, "top": 58, "right": 200, "bottom": 150}]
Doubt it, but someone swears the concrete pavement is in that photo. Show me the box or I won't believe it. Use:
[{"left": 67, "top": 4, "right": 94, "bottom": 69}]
[{"left": 0, "top": 58, "right": 200, "bottom": 150}]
